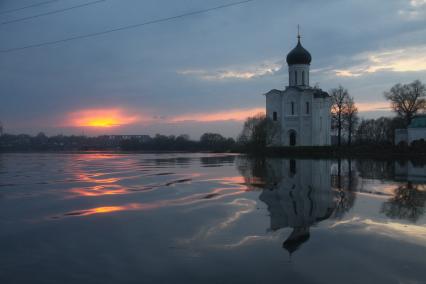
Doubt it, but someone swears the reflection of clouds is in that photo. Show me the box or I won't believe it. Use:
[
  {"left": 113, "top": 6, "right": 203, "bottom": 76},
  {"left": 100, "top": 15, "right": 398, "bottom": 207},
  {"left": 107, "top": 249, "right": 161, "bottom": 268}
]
[
  {"left": 207, "top": 199, "right": 256, "bottom": 234},
  {"left": 70, "top": 184, "right": 128, "bottom": 197},
  {"left": 75, "top": 172, "right": 122, "bottom": 184},
  {"left": 68, "top": 174, "right": 199, "bottom": 198},
  {"left": 61, "top": 204, "right": 141, "bottom": 216},
  {"left": 67, "top": 154, "right": 202, "bottom": 198},
  {"left": 203, "top": 176, "right": 246, "bottom": 186},
  {"left": 330, "top": 217, "right": 426, "bottom": 246},
  {"left": 55, "top": 184, "right": 247, "bottom": 219},
  {"left": 59, "top": 155, "right": 252, "bottom": 218},
  {"left": 178, "top": 198, "right": 257, "bottom": 247},
  {"left": 216, "top": 235, "right": 278, "bottom": 249},
  {"left": 53, "top": 174, "right": 248, "bottom": 219}
]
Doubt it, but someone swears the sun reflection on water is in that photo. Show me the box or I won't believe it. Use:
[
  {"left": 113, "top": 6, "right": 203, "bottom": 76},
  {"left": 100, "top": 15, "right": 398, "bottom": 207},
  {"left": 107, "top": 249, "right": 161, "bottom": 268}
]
[{"left": 57, "top": 186, "right": 247, "bottom": 218}]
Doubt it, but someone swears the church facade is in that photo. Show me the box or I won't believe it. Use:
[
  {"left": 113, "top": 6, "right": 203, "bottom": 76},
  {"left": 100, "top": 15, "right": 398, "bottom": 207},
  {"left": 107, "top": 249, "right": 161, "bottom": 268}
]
[{"left": 265, "top": 35, "right": 331, "bottom": 146}]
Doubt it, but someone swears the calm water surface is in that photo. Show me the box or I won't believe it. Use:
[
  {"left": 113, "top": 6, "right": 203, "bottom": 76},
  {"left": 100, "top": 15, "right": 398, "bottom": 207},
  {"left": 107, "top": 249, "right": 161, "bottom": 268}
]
[{"left": 0, "top": 153, "right": 425, "bottom": 284}]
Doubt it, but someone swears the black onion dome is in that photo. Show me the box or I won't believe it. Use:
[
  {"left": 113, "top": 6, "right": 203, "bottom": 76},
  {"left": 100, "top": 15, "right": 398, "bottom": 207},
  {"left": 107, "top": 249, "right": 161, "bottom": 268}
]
[{"left": 286, "top": 39, "right": 312, "bottom": 65}]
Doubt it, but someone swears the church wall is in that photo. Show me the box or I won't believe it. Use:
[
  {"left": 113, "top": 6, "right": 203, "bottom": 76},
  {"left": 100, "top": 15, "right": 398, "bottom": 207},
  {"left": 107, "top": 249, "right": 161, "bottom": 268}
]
[
  {"left": 267, "top": 90, "right": 330, "bottom": 147},
  {"left": 301, "top": 93, "right": 313, "bottom": 145},
  {"left": 310, "top": 97, "right": 331, "bottom": 146},
  {"left": 281, "top": 89, "right": 300, "bottom": 146},
  {"left": 265, "top": 92, "right": 282, "bottom": 145},
  {"left": 407, "top": 128, "right": 426, "bottom": 144}
]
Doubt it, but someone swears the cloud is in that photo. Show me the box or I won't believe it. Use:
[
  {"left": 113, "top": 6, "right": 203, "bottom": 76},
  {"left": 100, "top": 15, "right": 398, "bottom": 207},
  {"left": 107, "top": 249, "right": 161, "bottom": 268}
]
[
  {"left": 169, "top": 107, "right": 264, "bottom": 123},
  {"left": 398, "top": 0, "right": 426, "bottom": 20},
  {"left": 178, "top": 61, "right": 282, "bottom": 81},
  {"left": 410, "top": 0, "right": 426, "bottom": 6},
  {"left": 333, "top": 45, "right": 426, "bottom": 77},
  {"left": 1, "top": 0, "right": 426, "bottom": 136}
]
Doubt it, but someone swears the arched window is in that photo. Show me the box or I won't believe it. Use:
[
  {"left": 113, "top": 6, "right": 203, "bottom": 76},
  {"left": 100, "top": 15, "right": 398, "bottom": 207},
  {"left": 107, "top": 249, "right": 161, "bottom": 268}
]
[
  {"left": 302, "top": 71, "right": 305, "bottom": 85},
  {"left": 295, "top": 71, "right": 298, "bottom": 85},
  {"left": 273, "top": 111, "right": 277, "bottom": 121},
  {"left": 291, "top": 102, "right": 295, "bottom": 115},
  {"left": 289, "top": 130, "right": 296, "bottom": 146}
]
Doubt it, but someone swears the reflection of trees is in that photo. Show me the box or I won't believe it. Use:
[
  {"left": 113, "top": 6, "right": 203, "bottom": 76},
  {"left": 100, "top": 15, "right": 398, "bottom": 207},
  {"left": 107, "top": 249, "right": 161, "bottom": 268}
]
[
  {"left": 236, "top": 157, "right": 270, "bottom": 190},
  {"left": 381, "top": 183, "right": 426, "bottom": 223},
  {"left": 152, "top": 157, "right": 191, "bottom": 167},
  {"left": 332, "top": 159, "right": 358, "bottom": 219},
  {"left": 356, "top": 159, "right": 394, "bottom": 180},
  {"left": 200, "top": 155, "right": 236, "bottom": 167}
]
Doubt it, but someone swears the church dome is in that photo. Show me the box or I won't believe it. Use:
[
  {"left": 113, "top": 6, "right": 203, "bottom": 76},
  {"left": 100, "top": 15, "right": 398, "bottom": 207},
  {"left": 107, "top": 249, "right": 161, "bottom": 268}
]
[{"left": 286, "top": 38, "right": 312, "bottom": 65}]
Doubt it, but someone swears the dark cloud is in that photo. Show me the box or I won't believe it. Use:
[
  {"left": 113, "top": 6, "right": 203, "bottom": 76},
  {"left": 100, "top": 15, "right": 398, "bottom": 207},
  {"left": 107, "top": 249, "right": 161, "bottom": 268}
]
[{"left": 0, "top": 0, "right": 425, "bottom": 136}]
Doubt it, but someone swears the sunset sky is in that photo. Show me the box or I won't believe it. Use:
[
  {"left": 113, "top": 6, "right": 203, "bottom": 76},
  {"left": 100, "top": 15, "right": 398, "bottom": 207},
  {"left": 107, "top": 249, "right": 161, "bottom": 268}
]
[{"left": 1, "top": 0, "right": 426, "bottom": 138}]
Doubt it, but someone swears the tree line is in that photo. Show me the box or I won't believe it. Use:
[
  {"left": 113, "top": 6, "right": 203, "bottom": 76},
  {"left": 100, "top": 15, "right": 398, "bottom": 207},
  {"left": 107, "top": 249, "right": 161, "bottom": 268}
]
[
  {"left": 120, "top": 133, "right": 237, "bottom": 152},
  {"left": 238, "top": 80, "right": 426, "bottom": 150},
  {"left": 333, "top": 80, "right": 425, "bottom": 146},
  {"left": 0, "top": 132, "right": 239, "bottom": 152}
]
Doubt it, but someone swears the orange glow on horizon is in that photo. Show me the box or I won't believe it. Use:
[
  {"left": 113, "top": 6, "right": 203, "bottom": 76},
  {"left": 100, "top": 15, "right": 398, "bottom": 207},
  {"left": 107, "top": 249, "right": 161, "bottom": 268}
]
[
  {"left": 67, "top": 108, "right": 141, "bottom": 128},
  {"left": 356, "top": 101, "right": 391, "bottom": 112},
  {"left": 170, "top": 107, "right": 265, "bottom": 123}
]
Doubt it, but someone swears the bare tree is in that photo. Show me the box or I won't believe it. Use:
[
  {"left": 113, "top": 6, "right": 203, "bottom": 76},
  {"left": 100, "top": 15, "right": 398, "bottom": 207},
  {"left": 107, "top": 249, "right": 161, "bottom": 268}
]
[
  {"left": 238, "top": 113, "right": 279, "bottom": 151},
  {"left": 384, "top": 80, "right": 426, "bottom": 125},
  {"left": 330, "top": 86, "right": 349, "bottom": 146},
  {"left": 343, "top": 96, "right": 359, "bottom": 146}
]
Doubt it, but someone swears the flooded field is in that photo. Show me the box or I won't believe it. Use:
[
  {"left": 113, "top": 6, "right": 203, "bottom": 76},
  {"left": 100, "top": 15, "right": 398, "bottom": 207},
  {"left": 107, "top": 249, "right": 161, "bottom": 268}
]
[{"left": 0, "top": 153, "right": 425, "bottom": 284}]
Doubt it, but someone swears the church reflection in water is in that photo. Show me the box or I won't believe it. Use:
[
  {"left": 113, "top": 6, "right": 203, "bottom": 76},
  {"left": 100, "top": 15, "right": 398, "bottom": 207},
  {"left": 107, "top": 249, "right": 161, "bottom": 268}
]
[{"left": 238, "top": 158, "right": 356, "bottom": 255}]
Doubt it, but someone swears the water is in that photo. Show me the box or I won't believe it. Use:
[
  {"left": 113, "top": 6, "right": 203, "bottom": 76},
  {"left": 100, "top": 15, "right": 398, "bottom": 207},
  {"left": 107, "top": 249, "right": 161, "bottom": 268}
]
[{"left": 0, "top": 153, "right": 425, "bottom": 284}]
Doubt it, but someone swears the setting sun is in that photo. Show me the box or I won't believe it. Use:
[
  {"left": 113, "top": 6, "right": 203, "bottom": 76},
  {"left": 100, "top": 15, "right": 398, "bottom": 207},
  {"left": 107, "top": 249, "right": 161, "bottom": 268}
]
[{"left": 67, "top": 108, "right": 140, "bottom": 128}]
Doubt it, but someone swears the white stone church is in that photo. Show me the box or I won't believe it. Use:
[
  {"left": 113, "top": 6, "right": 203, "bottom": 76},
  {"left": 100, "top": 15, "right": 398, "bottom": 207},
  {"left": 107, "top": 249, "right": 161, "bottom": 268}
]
[{"left": 265, "top": 34, "right": 331, "bottom": 146}]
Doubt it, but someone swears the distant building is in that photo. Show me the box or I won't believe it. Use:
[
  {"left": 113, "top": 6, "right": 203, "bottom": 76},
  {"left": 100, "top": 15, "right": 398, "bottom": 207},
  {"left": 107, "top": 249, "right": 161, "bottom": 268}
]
[
  {"left": 265, "top": 33, "right": 331, "bottom": 146},
  {"left": 395, "top": 115, "right": 426, "bottom": 145}
]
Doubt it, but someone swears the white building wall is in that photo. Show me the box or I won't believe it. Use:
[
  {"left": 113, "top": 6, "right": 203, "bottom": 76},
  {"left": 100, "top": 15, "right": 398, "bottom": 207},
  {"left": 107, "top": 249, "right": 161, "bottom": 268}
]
[
  {"left": 266, "top": 88, "right": 331, "bottom": 147},
  {"left": 266, "top": 92, "right": 282, "bottom": 145},
  {"left": 394, "top": 128, "right": 426, "bottom": 145},
  {"left": 408, "top": 128, "right": 426, "bottom": 143}
]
